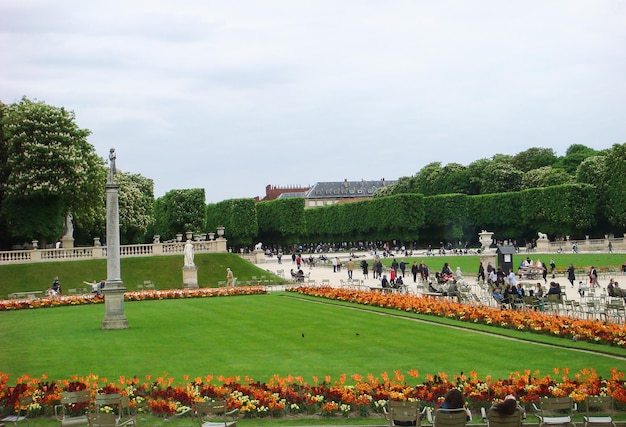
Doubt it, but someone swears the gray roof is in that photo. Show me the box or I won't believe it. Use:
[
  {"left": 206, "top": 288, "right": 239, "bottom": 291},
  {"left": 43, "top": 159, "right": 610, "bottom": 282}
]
[
  {"left": 276, "top": 192, "right": 306, "bottom": 199},
  {"left": 305, "top": 179, "right": 397, "bottom": 199}
]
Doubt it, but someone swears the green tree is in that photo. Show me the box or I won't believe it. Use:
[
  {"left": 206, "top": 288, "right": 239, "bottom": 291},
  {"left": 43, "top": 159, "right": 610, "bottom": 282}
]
[
  {"left": 521, "top": 166, "right": 572, "bottom": 189},
  {"left": 117, "top": 172, "right": 155, "bottom": 243},
  {"left": 603, "top": 143, "right": 626, "bottom": 230},
  {"left": 0, "top": 97, "right": 105, "bottom": 245},
  {"left": 555, "top": 144, "right": 600, "bottom": 174},
  {"left": 438, "top": 163, "right": 470, "bottom": 194},
  {"left": 153, "top": 188, "right": 205, "bottom": 239},
  {"left": 481, "top": 161, "right": 523, "bottom": 194},
  {"left": 413, "top": 162, "right": 443, "bottom": 196},
  {"left": 207, "top": 198, "right": 258, "bottom": 249},
  {"left": 0, "top": 101, "right": 10, "bottom": 247},
  {"left": 466, "top": 158, "right": 491, "bottom": 195},
  {"left": 375, "top": 175, "right": 420, "bottom": 197},
  {"left": 511, "top": 147, "right": 557, "bottom": 172}
]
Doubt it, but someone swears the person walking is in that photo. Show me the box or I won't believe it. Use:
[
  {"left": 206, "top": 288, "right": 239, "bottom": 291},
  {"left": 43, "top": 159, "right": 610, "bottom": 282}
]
[
  {"left": 589, "top": 266, "right": 599, "bottom": 288},
  {"left": 411, "top": 262, "right": 419, "bottom": 283},
  {"left": 347, "top": 258, "right": 354, "bottom": 279},
  {"left": 567, "top": 263, "right": 575, "bottom": 287},
  {"left": 360, "top": 260, "right": 369, "bottom": 279}
]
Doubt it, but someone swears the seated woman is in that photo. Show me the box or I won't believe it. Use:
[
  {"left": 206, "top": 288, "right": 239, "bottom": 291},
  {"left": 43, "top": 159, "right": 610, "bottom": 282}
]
[
  {"left": 489, "top": 394, "right": 526, "bottom": 419},
  {"left": 546, "top": 281, "right": 562, "bottom": 298},
  {"left": 440, "top": 389, "right": 471, "bottom": 421}
]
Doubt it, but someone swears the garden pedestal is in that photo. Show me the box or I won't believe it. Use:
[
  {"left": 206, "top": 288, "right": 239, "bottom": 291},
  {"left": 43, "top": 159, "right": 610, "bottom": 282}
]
[{"left": 183, "top": 266, "right": 198, "bottom": 288}]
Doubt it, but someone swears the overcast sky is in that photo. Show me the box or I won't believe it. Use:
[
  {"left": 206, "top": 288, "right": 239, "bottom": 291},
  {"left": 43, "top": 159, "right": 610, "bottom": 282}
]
[{"left": 1, "top": 1, "right": 625, "bottom": 202}]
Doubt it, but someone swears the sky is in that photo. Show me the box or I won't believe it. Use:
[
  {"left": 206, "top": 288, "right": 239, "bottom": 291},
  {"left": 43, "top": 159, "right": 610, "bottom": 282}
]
[{"left": 1, "top": 1, "right": 625, "bottom": 203}]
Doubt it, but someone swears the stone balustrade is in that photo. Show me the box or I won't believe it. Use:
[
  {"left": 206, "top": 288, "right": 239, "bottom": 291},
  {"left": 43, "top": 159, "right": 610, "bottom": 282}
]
[{"left": 0, "top": 238, "right": 227, "bottom": 265}]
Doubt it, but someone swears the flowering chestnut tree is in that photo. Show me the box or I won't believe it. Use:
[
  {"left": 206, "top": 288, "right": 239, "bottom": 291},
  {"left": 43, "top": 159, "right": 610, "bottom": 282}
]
[
  {"left": 117, "top": 171, "right": 155, "bottom": 243},
  {"left": 0, "top": 97, "right": 105, "bottom": 245}
]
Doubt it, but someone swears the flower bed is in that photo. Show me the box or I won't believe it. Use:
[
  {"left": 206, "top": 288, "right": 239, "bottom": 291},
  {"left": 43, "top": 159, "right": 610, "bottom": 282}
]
[
  {"left": 0, "top": 286, "right": 268, "bottom": 311},
  {"left": 0, "top": 368, "right": 624, "bottom": 419},
  {"left": 1, "top": 286, "right": 625, "bottom": 419},
  {"left": 288, "top": 286, "right": 626, "bottom": 348}
]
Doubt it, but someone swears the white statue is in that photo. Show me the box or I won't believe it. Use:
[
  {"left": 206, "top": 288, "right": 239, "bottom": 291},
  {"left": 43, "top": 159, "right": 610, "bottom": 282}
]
[
  {"left": 254, "top": 242, "right": 263, "bottom": 251},
  {"left": 537, "top": 231, "right": 548, "bottom": 240},
  {"left": 184, "top": 240, "right": 195, "bottom": 267},
  {"left": 63, "top": 212, "right": 73, "bottom": 238}
]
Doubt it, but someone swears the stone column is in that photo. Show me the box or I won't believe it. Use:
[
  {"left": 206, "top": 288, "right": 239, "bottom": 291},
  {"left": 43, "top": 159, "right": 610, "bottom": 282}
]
[{"left": 102, "top": 149, "right": 128, "bottom": 330}]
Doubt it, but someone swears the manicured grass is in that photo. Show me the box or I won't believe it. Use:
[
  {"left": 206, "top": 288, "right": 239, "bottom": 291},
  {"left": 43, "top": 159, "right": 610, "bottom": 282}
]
[
  {"left": 1, "top": 292, "right": 622, "bottom": 383},
  {"left": 0, "top": 253, "right": 284, "bottom": 297},
  {"left": 374, "top": 252, "right": 626, "bottom": 277}
]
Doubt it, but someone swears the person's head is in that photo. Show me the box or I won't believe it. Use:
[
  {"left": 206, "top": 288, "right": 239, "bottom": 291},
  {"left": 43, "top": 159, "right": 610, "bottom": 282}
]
[
  {"left": 493, "top": 396, "right": 518, "bottom": 416},
  {"left": 443, "top": 389, "right": 465, "bottom": 408},
  {"left": 536, "top": 283, "right": 541, "bottom": 288}
]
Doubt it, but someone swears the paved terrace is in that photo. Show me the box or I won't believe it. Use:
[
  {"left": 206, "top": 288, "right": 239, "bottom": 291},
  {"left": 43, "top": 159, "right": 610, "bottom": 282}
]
[{"left": 254, "top": 250, "right": 625, "bottom": 320}]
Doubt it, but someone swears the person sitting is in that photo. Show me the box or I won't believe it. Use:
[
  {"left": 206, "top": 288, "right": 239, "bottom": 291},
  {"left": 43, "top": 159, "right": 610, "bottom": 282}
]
[
  {"left": 492, "top": 288, "right": 508, "bottom": 308},
  {"left": 84, "top": 280, "right": 99, "bottom": 295},
  {"left": 395, "top": 275, "right": 404, "bottom": 289},
  {"left": 381, "top": 274, "right": 390, "bottom": 290},
  {"left": 607, "top": 279, "right": 616, "bottom": 297},
  {"left": 614, "top": 282, "right": 625, "bottom": 298},
  {"left": 489, "top": 394, "right": 526, "bottom": 419},
  {"left": 546, "top": 281, "right": 562, "bottom": 299},
  {"left": 505, "top": 284, "right": 521, "bottom": 309},
  {"left": 440, "top": 389, "right": 471, "bottom": 421},
  {"left": 52, "top": 276, "right": 61, "bottom": 295},
  {"left": 290, "top": 269, "right": 305, "bottom": 282},
  {"left": 428, "top": 281, "right": 441, "bottom": 293}
]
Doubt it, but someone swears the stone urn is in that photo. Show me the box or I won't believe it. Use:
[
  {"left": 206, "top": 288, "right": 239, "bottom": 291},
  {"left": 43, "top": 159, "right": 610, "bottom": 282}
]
[{"left": 478, "top": 230, "right": 494, "bottom": 252}]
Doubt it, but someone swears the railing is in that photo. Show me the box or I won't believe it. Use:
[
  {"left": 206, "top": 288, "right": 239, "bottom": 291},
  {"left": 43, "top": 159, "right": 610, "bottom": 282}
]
[
  {"left": 545, "top": 237, "right": 625, "bottom": 252},
  {"left": 0, "top": 238, "right": 228, "bottom": 265}
]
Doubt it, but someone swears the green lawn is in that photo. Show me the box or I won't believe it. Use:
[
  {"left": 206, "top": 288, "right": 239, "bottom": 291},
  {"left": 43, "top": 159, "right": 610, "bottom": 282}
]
[
  {"left": 375, "top": 252, "right": 626, "bottom": 277},
  {"left": 0, "top": 253, "right": 284, "bottom": 297},
  {"left": 1, "top": 292, "right": 622, "bottom": 383}
]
